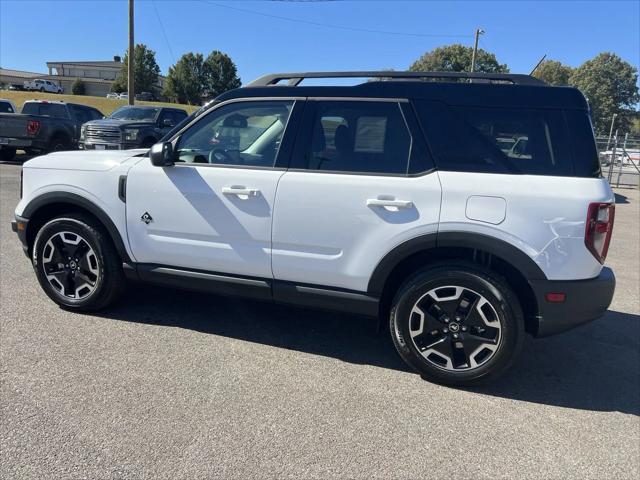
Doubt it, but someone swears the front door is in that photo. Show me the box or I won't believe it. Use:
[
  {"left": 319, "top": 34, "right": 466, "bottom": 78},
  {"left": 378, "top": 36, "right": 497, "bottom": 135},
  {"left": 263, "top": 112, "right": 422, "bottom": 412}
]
[{"left": 126, "top": 99, "right": 299, "bottom": 279}]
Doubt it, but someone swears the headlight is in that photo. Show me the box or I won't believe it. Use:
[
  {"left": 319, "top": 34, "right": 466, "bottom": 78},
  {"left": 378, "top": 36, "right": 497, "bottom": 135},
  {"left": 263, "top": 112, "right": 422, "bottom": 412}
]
[
  {"left": 124, "top": 128, "right": 139, "bottom": 141},
  {"left": 80, "top": 125, "right": 86, "bottom": 139}
]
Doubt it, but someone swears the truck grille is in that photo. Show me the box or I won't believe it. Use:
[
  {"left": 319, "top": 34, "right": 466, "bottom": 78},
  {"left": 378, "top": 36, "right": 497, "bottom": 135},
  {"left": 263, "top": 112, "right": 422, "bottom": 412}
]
[{"left": 85, "top": 125, "right": 121, "bottom": 142}]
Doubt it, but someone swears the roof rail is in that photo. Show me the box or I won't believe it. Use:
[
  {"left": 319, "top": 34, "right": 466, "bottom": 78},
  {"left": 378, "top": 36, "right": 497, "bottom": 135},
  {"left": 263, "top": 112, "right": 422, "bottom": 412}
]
[{"left": 247, "top": 71, "right": 546, "bottom": 87}]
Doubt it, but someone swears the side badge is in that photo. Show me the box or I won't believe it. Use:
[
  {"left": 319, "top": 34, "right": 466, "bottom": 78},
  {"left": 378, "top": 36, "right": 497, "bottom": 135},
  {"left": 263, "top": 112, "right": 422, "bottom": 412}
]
[{"left": 141, "top": 212, "right": 153, "bottom": 224}]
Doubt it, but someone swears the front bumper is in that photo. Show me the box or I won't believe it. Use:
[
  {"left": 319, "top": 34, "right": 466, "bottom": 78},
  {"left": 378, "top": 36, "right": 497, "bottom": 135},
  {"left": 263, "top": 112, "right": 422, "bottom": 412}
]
[
  {"left": 79, "top": 142, "right": 140, "bottom": 151},
  {"left": 11, "top": 215, "right": 29, "bottom": 256},
  {"left": 530, "top": 267, "right": 616, "bottom": 337}
]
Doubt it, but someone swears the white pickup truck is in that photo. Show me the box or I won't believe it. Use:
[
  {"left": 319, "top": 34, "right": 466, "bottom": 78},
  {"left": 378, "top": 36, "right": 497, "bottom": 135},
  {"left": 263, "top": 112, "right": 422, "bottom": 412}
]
[{"left": 23, "top": 79, "right": 63, "bottom": 94}]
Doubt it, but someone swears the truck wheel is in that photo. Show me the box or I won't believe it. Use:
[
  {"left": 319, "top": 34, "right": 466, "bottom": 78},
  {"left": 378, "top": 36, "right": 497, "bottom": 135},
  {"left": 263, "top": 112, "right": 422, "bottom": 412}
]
[
  {"left": 48, "top": 134, "right": 70, "bottom": 152},
  {"left": 389, "top": 263, "right": 524, "bottom": 386},
  {"left": 39, "top": 87, "right": 45, "bottom": 92},
  {"left": 0, "top": 148, "right": 16, "bottom": 161},
  {"left": 141, "top": 137, "right": 156, "bottom": 148},
  {"left": 32, "top": 213, "right": 125, "bottom": 311}
]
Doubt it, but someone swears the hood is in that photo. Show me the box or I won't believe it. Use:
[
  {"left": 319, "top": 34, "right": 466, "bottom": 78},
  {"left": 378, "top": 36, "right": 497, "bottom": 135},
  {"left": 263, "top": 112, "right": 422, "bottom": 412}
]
[
  {"left": 84, "top": 118, "right": 156, "bottom": 129},
  {"left": 24, "top": 149, "right": 147, "bottom": 171}
]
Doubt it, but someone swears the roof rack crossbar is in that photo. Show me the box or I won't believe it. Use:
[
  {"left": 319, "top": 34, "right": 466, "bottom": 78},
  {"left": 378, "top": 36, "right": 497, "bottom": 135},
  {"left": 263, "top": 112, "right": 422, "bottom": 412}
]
[{"left": 247, "top": 71, "right": 545, "bottom": 87}]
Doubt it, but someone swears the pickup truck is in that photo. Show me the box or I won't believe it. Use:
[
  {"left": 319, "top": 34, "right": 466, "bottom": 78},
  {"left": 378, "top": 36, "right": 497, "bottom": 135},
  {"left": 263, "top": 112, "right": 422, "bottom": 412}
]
[
  {"left": 79, "top": 105, "right": 188, "bottom": 150},
  {"left": 23, "top": 79, "right": 63, "bottom": 94},
  {"left": 0, "top": 100, "right": 103, "bottom": 161}
]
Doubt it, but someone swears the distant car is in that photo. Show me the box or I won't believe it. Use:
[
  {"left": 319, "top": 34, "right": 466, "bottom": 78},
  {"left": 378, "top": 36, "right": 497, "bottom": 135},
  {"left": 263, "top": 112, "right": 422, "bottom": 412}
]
[
  {"left": 106, "top": 93, "right": 120, "bottom": 99},
  {"left": 7, "top": 83, "right": 24, "bottom": 91},
  {"left": 0, "top": 99, "right": 17, "bottom": 114},
  {"left": 80, "top": 105, "right": 188, "bottom": 150},
  {"left": 0, "top": 100, "right": 103, "bottom": 160},
  {"left": 118, "top": 93, "right": 129, "bottom": 99},
  {"left": 23, "top": 79, "right": 63, "bottom": 94},
  {"left": 135, "top": 92, "right": 155, "bottom": 101}
]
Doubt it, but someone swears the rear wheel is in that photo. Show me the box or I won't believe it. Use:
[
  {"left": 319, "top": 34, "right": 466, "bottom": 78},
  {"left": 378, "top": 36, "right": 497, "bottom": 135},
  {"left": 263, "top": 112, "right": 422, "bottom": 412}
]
[
  {"left": 389, "top": 263, "right": 524, "bottom": 386},
  {"left": 0, "top": 147, "right": 16, "bottom": 161},
  {"left": 32, "top": 214, "right": 125, "bottom": 311},
  {"left": 48, "top": 134, "right": 70, "bottom": 153}
]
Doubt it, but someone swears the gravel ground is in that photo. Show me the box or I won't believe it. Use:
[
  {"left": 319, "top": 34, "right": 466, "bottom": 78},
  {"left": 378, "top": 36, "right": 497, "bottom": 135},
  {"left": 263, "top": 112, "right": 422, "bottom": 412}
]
[{"left": 1, "top": 163, "right": 638, "bottom": 480}]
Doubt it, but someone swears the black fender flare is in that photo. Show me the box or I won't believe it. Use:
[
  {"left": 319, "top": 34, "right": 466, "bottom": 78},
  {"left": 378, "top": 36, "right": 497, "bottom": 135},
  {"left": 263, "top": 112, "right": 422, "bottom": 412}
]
[
  {"left": 21, "top": 191, "right": 132, "bottom": 262},
  {"left": 367, "top": 231, "right": 547, "bottom": 296}
]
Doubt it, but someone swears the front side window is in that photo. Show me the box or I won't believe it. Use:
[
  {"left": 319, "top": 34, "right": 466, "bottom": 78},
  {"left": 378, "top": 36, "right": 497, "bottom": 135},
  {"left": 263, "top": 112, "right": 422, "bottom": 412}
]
[
  {"left": 304, "top": 101, "right": 411, "bottom": 175},
  {"left": 175, "top": 101, "right": 294, "bottom": 168}
]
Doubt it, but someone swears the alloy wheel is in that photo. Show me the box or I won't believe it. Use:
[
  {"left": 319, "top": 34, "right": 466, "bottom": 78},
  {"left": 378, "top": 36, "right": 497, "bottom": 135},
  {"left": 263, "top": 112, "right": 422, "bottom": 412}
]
[
  {"left": 41, "top": 231, "right": 100, "bottom": 299},
  {"left": 408, "top": 286, "right": 502, "bottom": 371}
]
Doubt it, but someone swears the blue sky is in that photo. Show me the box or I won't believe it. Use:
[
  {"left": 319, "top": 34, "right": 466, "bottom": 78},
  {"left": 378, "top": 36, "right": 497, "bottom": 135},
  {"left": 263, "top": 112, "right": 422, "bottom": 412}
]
[{"left": 1, "top": 0, "right": 638, "bottom": 84}]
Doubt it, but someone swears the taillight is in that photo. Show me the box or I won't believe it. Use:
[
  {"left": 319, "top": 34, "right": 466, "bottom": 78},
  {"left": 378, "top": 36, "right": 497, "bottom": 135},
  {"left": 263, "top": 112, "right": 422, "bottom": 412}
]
[
  {"left": 585, "top": 202, "right": 615, "bottom": 263},
  {"left": 26, "top": 120, "right": 40, "bottom": 136}
]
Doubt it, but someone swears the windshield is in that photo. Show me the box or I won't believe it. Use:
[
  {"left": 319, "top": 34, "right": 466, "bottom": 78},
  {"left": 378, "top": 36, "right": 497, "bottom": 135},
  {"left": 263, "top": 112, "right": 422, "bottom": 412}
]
[{"left": 109, "top": 107, "right": 159, "bottom": 121}]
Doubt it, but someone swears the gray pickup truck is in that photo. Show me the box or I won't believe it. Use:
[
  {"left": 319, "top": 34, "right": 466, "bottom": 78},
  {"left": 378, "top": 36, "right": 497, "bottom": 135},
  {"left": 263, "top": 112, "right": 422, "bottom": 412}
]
[
  {"left": 79, "top": 105, "right": 188, "bottom": 150},
  {"left": 0, "top": 100, "right": 103, "bottom": 161}
]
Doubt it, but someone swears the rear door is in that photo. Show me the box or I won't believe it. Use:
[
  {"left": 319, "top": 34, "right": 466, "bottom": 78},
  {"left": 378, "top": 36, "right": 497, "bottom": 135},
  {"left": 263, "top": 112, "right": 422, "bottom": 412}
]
[{"left": 271, "top": 99, "right": 442, "bottom": 292}]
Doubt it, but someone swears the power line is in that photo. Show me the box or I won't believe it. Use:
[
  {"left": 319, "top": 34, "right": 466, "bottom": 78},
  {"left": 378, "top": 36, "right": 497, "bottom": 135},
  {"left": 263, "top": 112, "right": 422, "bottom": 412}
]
[
  {"left": 198, "top": 1, "right": 471, "bottom": 39},
  {"left": 151, "top": 0, "right": 176, "bottom": 64}
]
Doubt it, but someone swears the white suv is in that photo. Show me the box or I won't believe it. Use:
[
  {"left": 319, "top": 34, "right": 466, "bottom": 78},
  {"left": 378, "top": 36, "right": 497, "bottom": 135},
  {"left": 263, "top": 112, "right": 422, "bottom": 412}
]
[{"left": 12, "top": 71, "right": 616, "bottom": 385}]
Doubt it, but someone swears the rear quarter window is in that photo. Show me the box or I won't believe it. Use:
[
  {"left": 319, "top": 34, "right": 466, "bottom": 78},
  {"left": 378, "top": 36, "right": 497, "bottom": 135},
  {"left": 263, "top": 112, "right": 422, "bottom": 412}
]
[
  {"left": 564, "top": 109, "right": 601, "bottom": 177},
  {"left": 414, "top": 100, "right": 574, "bottom": 177}
]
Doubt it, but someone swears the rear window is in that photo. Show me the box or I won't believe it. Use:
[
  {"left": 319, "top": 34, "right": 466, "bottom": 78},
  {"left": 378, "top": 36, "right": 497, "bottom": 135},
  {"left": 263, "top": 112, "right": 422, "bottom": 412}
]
[
  {"left": 414, "top": 100, "right": 575, "bottom": 176},
  {"left": 22, "top": 103, "right": 69, "bottom": 118}
]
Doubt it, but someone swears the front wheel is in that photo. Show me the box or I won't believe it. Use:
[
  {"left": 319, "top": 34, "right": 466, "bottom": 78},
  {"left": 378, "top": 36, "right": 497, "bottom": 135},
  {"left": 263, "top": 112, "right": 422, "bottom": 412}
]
[
  {"left": 389, "top": 264, "right": 524, "bottom": 386},
  {"left": 32, "top": 214, "right": 125, "bottom": 311}
]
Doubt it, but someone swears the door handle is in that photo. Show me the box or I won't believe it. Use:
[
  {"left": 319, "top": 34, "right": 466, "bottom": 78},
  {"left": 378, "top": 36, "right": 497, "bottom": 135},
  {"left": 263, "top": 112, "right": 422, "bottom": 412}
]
[
  {"left": 222, "top": 186, "right": 259, "bottom": 197},
  {"left": 367, "top": 198, "right": 413, "bottom": 208}
]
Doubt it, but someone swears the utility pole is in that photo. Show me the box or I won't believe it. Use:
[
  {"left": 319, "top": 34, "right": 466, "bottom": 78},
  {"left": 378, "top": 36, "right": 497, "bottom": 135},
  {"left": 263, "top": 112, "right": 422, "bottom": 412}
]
[
  {"left": 128, "top": 0, "right": 135, "bottom": 105},
  {"left": 470, "top": 28, "right": 484, "bottom": 73}
]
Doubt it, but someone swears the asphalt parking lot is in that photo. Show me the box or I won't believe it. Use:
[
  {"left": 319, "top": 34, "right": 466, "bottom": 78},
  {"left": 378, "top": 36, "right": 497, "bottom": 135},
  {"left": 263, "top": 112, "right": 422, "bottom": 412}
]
[{"left": 1, "top": 161, "right": 638, "bottom": 479}]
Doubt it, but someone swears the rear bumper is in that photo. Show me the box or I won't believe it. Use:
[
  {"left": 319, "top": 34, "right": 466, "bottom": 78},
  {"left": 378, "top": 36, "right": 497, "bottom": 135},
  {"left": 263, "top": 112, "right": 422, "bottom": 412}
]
[
  {"left": 530, "top": 267, "right": 616, "bottom": 337},
  {"left": 0, "top": 137, "right": 46, "bottom": 150}
]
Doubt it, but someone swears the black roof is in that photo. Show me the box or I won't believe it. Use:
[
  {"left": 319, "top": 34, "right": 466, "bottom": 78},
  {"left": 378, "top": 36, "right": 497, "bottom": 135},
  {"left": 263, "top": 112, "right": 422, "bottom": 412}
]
[{"left": 217, "top": 72, "right": 588, "bottom": 110}]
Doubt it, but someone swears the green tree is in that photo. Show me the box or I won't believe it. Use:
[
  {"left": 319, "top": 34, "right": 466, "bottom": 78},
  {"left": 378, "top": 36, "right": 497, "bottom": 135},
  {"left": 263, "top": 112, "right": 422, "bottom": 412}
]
[
  {"left": 71, "top": 78, "right": 85, "bottom": 95},
  {"left": 163, "top": 53, "right": 206, "bottom": 104},
  {"left": 111, "top": 44, "right": 161, "bottom": 94},
  {"left": 532, "top": 60, "right": 573, "bottom": 86},
  {"left": 569, "top": 52, "right": 639, "bottom": 134},
  {"left": 203, "top": 50, "right": 241, "bottom": 98},
  {"left": 409, "top": 44, "right": 508, "bottom": 73}
]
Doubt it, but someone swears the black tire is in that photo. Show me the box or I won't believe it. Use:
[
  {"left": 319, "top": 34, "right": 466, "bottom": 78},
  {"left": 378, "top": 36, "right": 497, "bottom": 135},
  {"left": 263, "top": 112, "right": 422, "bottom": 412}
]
[
  {"left": 32, "top": 213, "right": 126, "bottom": 311},
  {"left": 47, "top": 134, "right": 70, "bottom": 153},
  {"left": 389, "top": 263, "right": 524, "bottom": 386},
  {"left": 0, "top": 147, "right": 16, "bottom": 161},
  {"left": 141, "top": 137, "right": 156, "bottom": 148},
  {"left": 39, "top": 87, "right": 45, "bottom": 92}
]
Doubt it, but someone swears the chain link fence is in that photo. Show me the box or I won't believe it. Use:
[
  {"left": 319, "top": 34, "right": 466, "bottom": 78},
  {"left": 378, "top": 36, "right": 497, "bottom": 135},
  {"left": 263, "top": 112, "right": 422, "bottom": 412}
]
[{"left": 596, "top": 133, "right": 640, "bottom": 189}]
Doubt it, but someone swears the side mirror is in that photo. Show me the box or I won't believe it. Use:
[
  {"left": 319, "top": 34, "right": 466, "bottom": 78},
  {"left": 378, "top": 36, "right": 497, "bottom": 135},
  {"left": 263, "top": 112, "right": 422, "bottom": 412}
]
[
  {"left": 163, "top": 118, "right": 174, "bottom": 127},
  {"left": 149, "top": 142, "right": 174, "bottom": 167}
]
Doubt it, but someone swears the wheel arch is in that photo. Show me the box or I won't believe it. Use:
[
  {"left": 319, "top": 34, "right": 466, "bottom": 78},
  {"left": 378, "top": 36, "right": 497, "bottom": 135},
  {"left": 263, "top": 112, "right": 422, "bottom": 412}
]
[
  {"left": 21, "top": 192, "right": 131, "bottom": 262},
  {"left": 369, "top": 232, "right": 545, "bottom": 335}
]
